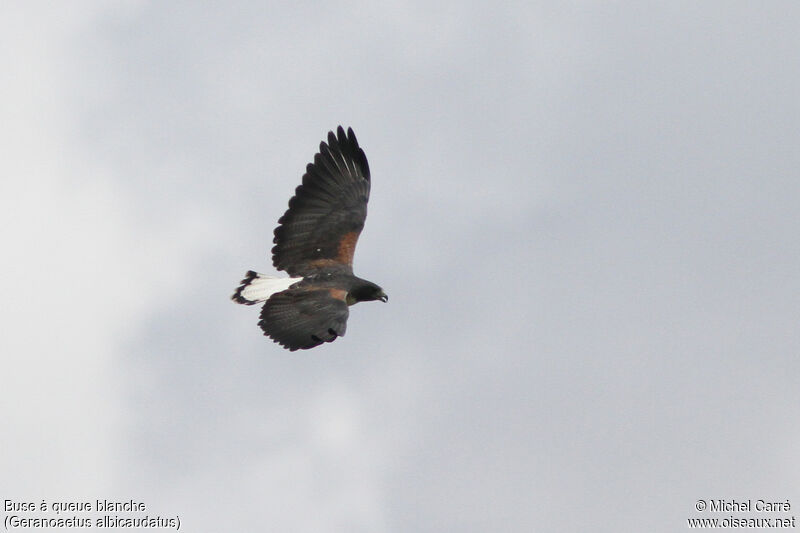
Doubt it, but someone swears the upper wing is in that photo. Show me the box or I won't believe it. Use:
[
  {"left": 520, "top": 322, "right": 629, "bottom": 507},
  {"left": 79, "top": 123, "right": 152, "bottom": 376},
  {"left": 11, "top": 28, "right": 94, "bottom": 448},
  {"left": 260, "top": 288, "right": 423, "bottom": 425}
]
[
  {"left": 272, "top": 126, "right": 371, "bottom": 277},
  {"left": 258, "top": 287, "right": 349, "bottom": 351}
]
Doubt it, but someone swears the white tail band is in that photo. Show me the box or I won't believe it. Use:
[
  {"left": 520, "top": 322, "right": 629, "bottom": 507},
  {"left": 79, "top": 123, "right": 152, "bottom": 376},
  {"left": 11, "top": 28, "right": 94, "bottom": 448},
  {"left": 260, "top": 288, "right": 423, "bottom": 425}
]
[{"left": 231, "top": 271, "right": 303, "bottom": 305}]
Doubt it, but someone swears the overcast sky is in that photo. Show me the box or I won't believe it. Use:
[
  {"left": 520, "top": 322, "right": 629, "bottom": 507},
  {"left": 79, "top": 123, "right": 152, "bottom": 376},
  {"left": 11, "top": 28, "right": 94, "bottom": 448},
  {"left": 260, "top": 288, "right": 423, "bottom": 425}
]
[{"left": 2, "top": 2, "right": 799, "bottom": 532}]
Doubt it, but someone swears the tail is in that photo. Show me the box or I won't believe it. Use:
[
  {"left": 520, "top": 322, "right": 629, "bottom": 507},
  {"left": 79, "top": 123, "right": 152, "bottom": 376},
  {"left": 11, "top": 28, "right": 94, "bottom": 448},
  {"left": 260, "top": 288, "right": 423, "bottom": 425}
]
[{"left": 231, "top": 271, "right": 303, "bottom": 305}]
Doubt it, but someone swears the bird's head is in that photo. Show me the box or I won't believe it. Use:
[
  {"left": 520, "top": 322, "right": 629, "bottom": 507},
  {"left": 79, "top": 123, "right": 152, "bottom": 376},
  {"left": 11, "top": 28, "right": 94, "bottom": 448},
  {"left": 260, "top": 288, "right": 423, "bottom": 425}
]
[
  {"left": 351, "top": 281, "right": 388, "bottom": 303},
  {"left": 375, "top": 288, "right": 388, "bottom": 303},
  {"left": 366, "top": 285, "right": 388, "bottom": 303}
]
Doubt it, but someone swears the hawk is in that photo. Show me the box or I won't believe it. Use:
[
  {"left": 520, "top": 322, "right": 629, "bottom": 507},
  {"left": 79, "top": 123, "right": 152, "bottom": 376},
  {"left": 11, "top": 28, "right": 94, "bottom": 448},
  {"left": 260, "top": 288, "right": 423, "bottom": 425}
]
[{"left": 232, "top": 126, "right": 387, "bottom": 351}]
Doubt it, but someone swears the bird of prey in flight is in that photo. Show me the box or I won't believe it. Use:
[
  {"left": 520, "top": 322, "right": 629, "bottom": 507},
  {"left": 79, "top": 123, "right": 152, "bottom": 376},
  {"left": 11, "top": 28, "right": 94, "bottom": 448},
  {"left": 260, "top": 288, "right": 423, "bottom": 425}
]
[{"left": 232, "top": 126, "right": 387, "bottom": 351}]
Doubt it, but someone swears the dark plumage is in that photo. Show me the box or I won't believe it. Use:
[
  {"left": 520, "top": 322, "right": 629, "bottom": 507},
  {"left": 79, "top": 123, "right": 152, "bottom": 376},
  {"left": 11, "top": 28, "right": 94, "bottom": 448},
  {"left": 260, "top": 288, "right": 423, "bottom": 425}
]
[{"left": 232, "top": 126, "right": 387, "bottom": 351}]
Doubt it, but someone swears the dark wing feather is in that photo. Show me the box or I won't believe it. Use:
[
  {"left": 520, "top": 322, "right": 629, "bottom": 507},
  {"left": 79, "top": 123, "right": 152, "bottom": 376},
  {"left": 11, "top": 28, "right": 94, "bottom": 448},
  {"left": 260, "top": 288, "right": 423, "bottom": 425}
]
[
  {"left": 258, "top": 287, "right": 349, "bottom": 351},
  {"left": 272, "top": 126, "right": 371, "bottom": 277}
]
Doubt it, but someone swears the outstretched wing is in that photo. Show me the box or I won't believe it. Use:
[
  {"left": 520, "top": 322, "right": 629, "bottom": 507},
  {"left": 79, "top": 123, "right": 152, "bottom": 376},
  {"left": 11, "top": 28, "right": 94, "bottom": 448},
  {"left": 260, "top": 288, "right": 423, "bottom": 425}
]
[
  {"left": 272, "top": 126, "right": 371, "bottom": 277},
  {"left": 258, "top": 287, "right": 349, "bottom": 351}
]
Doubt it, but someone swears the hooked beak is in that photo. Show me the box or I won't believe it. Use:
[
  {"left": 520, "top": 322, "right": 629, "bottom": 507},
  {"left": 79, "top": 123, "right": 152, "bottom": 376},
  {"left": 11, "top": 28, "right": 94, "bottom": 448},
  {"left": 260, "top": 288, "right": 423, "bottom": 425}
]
[{"left": 379, "top": 292, "right": 388, "bottom": 303}]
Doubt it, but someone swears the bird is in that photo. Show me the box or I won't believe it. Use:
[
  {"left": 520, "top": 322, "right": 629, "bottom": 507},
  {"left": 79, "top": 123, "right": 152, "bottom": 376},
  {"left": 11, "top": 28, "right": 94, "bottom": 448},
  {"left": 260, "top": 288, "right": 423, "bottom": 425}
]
[{"left": 231, "top": 126, "right": 387, "bottom": 351}]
